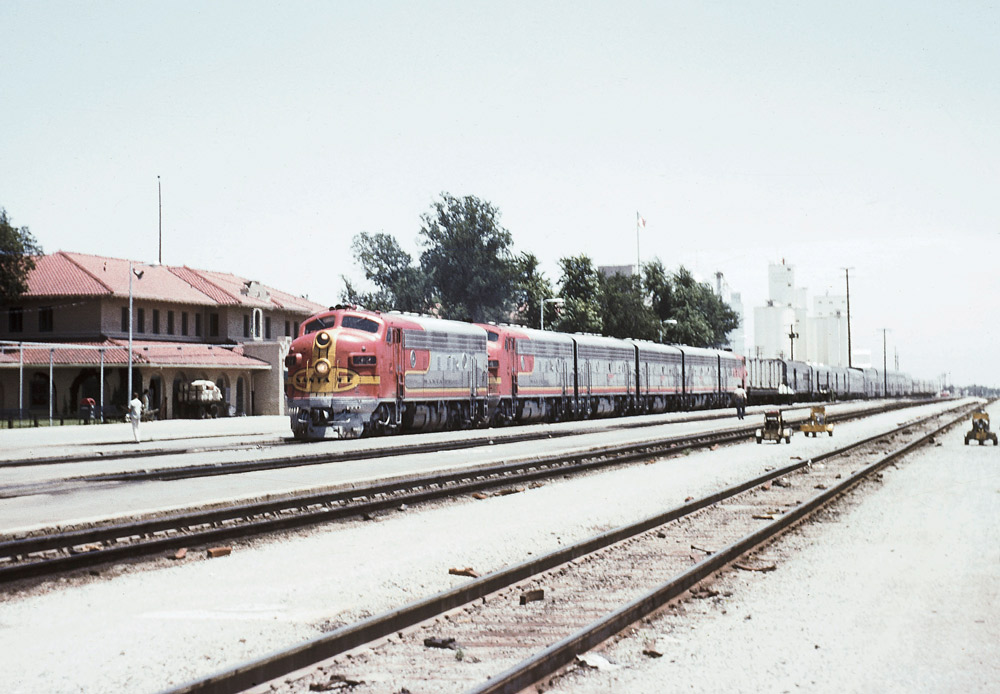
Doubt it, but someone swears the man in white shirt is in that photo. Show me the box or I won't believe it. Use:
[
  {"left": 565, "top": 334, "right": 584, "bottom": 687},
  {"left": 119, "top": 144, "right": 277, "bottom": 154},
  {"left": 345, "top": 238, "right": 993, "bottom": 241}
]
[
  {"left": 129, "top": 392, "right": 143, "bottom": 443},
  {"left": 732, "top": 385, "right": 747, "bottom": 420}
]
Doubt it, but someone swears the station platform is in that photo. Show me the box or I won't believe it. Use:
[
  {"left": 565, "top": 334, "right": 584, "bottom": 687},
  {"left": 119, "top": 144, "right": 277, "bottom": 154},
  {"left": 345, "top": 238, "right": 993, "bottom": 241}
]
[{"left": 0, "top": 415, "right": 291, "bottom": 463}]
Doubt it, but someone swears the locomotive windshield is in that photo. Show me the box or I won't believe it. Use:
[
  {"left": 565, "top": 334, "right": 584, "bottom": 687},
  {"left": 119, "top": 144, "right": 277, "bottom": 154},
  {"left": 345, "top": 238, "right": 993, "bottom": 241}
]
[
  {"left": 303, "top": 314, "right": 337, "bottom": 335},
  {"left": 341, "top": 315, "right": 380, "bottom": 333}
]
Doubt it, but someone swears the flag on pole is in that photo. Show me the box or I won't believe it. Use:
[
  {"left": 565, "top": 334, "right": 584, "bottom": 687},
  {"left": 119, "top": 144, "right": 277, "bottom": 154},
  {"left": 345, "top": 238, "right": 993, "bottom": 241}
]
[{"left": 637, "top": 212, "right": 646, "bottom": 228}]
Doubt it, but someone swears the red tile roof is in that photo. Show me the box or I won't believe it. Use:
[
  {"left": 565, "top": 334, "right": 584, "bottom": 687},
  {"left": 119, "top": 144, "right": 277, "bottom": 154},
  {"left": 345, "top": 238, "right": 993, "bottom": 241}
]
[
  {"left": 26, "top": 253, "right": 113, "bottom": 296},
  {"left": 168, "top": 266, "right": 240, "bottom": 305},
  {"left": 23, "top": 251, "right": 325, "bottom": 315},
  {"left": 0, "top": 339, "right": 268, "bottom": 369},
  {"left": 0, "top": 340, "right": 129, "bottom": 365},
  {"left": 117, "top": 340, "right": 270, "bottom": 369}
]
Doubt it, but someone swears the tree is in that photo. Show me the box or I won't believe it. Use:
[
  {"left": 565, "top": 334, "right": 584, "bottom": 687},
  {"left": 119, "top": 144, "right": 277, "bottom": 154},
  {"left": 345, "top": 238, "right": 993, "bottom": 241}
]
[
  {"left": 341, "top": 232, "right": 430, "bottom": 313},
  {"left": 642, "top": 259, "right": 675, "bottom": 321},
  {"left": 0, "top": 208, "right": 42, "bottom": 304},
  {"left": 508, "top": 252, "right": 554, "bottom": 328},
  {"left": 644, "top": 263, "right": 739, "bottom": 347},
  {"left": 671, "top": 266, "right": 739, "bottom": 346},
  {"left": 598, "top": 271, "right": 659, "bottom": 340},
  {"left": 418, "top": 193, "right": 519, "bottom": 323},
  {"left": 553, "top": 255, "right": 603, "bottom": 334}
]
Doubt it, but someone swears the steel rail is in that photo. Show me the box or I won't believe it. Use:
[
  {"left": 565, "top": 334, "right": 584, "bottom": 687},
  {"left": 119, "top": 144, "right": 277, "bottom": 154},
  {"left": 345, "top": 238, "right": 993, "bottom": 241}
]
[
  {"left": 0, "top": 425, "right": 758, "bottom": 583},
  {"left": 2, "top": 404, "right": 739, "bottom": 470},
  {"left": 0, "top": 400, "right": 948, "bottom": 585},
  {"left": 161, "top": 402, "right": 972, "bottom": 694},
  {"left": 5, "top": 400, "right": 919, "bottom": 497},
  {"left": 468, "top": 407, "right": 972, "bottom": 694},
  {"left": 2, "top": 399, "right": 923, "bottom": 480}
]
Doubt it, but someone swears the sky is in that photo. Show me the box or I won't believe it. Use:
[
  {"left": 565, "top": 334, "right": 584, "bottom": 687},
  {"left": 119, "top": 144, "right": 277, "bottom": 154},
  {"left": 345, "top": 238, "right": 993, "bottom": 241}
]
[{"left": 1, "top": 1, "right": 998, "bottom": 387}]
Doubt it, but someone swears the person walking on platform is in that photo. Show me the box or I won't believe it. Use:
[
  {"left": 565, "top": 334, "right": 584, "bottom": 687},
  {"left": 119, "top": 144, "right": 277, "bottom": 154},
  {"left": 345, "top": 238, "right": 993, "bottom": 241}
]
[
  {"left": 732, "top": 384, "right": 747, "bottom": 420},
  {"left": 129, "top": 392, "right": 143, "bottom": 443}
]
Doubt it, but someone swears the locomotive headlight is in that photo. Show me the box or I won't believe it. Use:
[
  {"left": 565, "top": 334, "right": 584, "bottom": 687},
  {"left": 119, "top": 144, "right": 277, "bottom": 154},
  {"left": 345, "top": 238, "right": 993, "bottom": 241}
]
[
  {"left": 314, "top": 359, "right": 332, "bottom": 377},
  {"left": 315, "top": 331, "right": 332, "bottom": 348}
]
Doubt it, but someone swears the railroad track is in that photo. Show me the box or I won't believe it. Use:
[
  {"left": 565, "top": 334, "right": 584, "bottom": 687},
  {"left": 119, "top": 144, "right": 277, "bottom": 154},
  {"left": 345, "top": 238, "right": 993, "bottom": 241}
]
[
  {"left": 0, "top": 401, "right": 929, "bottom": 585},
  {"left": 161, "top": 401, "right": 974, "bottom": 694},
  {"left": 4, "top": 400, "right": 921, "bottom": 491}
]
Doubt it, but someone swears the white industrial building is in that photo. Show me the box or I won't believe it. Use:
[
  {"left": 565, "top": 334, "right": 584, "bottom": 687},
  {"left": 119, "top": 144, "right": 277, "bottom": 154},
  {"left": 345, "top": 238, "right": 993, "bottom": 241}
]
[
  {"left": 753, "top": 261, "right": 848, "bottom": 366},
  {"left": 712, "top": 272, "right": 746, "bottom": 354}
]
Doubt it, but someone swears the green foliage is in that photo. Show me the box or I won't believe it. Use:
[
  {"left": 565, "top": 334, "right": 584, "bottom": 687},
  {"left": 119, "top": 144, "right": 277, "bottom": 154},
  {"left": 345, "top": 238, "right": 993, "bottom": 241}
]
[
  {"left": 552, "top": 255, "right": 602, "bottom": 333},
  {"left": 418, "top": 193, "right": 519, "bottom": 323},
  {"left": 0, "top": 208, "right": 42, "bottom": 304},
  {"left": 508, "top": 252, "right": 554, "bottom": 328},
  {"left": 598, "top": 271, "right": 659, "bottom": 340},
  {"left": 642, "top": 259, "right": 674, "bottom": 320},
  {"left": 550, "top": 256, "right": 738, "bottom": 347},
  {"left": 646, "top": 264, "right": 741, "bottom": 347},
  {"left": 341, "top": 232, "right": 430, "bottom": 313},
  {"left": 339, "top": 198, "right": 739, "bottom": 350},
  {"left": 667, "top": 266, "right": 739, "bottom": 347}
]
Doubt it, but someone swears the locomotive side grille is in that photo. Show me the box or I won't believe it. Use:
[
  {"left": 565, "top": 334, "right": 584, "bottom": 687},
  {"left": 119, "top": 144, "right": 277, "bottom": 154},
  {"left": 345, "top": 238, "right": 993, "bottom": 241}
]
[
  {"left": 402, "top": 329, "right": 486, "bottom": 353},
  {"left": 517, "top": 341, "right": 574, "bottom": 359}
]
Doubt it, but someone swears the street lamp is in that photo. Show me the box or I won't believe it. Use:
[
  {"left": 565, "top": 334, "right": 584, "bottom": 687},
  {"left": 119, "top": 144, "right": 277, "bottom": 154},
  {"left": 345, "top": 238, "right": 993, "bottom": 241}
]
[
  {"left": 128, "top": 262, "right": 145, "bottom": 405},
  {"left": 540, "top": 298, "right": 564, "bottom": 330},
  {"left": 788, "top": 325, "right": 800, "bottom": 360},
  {"left": 658, "top": 319, "right": 678, "bottom": 343}
]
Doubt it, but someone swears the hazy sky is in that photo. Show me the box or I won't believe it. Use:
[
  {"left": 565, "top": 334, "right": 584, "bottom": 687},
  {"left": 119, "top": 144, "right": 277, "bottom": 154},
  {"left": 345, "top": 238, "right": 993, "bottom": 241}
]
[{"left": 2, "top": 2, "right": 997, "bottom": 386}]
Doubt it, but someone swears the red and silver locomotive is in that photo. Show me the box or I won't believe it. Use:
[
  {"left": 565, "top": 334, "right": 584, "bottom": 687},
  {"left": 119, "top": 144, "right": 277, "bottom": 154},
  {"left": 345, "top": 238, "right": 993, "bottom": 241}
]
[
  {"left": 286, "top": 306, "right": 749, "bottom": 440},
  {"left": 286, "top": 307, "right": 488, "bottom": 439}
]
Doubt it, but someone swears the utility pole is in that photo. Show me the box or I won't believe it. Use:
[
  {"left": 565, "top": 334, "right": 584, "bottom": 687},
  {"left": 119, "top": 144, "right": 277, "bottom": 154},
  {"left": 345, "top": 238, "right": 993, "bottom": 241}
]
[
  {"left": 842, "top": 267, "right": 853, "bottom": 367},
  {"left": 635, "top": 212, "right": 644, "bottom": 276},
  {"left": 158, "top": 176, "right": 162, "bottom": 265},
  {"left": 128, "top": 263, "right": 145, "bottom": 403},
  {"left": 788, "top": 325, "right": 800, "bottom": 360},
  {"left": 881, "top": 327, "right": 891, "bottom": 396}
]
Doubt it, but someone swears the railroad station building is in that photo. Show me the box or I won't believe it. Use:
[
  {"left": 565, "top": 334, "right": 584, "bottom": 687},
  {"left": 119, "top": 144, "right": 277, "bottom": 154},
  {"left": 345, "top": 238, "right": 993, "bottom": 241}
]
[{"left": 0, "top": 251, "right": 325, "bottom": 421}]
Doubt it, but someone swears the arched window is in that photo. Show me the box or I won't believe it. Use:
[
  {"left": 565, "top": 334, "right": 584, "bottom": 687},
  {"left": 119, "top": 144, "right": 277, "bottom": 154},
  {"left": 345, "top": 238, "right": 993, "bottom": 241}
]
[
  {"left": 216, "top": 375, "right": 230, "bottom": 415},
  {"left": 30, "top": 373, "right": 51, "bottom": 408},
  {"left": 252, "top": 309, "right": 263, "bottom": 340},
  {"left": 236, "top": 376, "right": 247, "bottom": 415}
]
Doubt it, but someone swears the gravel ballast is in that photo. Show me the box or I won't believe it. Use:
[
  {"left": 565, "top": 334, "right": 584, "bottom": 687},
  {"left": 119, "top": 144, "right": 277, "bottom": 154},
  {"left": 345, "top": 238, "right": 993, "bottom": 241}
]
[
  {"left": 0, "top": 400, "right": 991, "bottom": 692},
  {"left": 543, "top": 406, "right": 1000, "bottom": 693}
]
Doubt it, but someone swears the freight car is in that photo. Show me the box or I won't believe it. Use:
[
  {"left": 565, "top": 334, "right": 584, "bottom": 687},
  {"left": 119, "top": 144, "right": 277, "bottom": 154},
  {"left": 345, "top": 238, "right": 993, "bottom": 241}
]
[
  {"left": 746, "top": 358, "right": 814, "bottom": 403},
  {"left": 745, "top": 359, "right": 920, "bottom": 404}
]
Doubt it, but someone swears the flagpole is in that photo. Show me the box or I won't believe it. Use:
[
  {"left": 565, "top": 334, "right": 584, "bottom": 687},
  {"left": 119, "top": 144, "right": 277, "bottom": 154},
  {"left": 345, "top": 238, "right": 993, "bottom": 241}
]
[{"left": 636, "top": 211, "right": 641, "bottom": 275}]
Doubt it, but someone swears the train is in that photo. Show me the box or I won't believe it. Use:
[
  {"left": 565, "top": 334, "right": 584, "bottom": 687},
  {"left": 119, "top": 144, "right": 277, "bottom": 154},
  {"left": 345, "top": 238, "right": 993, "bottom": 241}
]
[
  {"left": 746, "top": 358, "right": 936, "bottom": 402},
  {"left": 285, "top": 305, "right": 936, "bottom": 440}
]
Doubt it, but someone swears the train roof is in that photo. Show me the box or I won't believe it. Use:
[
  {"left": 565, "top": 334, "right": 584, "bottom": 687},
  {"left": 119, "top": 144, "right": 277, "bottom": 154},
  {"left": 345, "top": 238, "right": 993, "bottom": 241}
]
[
  {"left": 677, "top": 345, "right": 734, "bottom": 360},
  {"left": 571, "top": 333, "right": 634, "bottom": 351},
  {"left": 385, "top": 312, "right": 488, "bottom": 339},
  {"left": 477, "top": 323, "right": 576, "bottom": 346},
  {"left": 304, "top": 307, "right": 488, "bottom": 340},
  {"left": 626, "top": 340, "right": 683, "bottom": 357}
]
